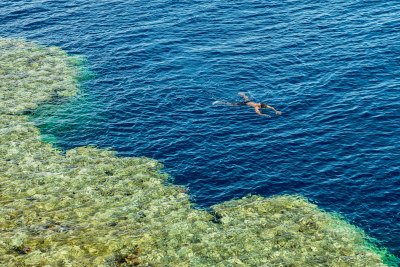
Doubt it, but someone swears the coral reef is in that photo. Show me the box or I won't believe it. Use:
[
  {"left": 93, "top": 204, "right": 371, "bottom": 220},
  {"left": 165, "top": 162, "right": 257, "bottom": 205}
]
[{"left": 0, "top": 37, "right": 396, "bottom": 266}]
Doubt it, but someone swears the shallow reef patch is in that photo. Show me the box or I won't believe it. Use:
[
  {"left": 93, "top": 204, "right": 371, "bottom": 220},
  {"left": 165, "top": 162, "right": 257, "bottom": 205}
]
[{"left": 0, "top": 37, "right": 397, "bottom": 266}]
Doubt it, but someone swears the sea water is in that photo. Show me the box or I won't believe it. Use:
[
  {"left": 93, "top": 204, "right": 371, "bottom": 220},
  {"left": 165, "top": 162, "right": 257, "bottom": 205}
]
[{"left": 1, "top": 0, "right": 399, "bottom": 257}]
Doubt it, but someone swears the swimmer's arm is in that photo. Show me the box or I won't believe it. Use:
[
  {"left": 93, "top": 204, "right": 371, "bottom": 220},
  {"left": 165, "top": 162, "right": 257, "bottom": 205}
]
[
  {"left": 266, "top": 105, "right": 282, "bottom": 115},
  {"left": 255, "top": 108, "right": 270, "bottom": 117}
]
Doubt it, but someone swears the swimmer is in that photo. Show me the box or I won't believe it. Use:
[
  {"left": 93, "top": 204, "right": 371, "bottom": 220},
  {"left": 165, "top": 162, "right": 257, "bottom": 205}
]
[{"left": 215, "top": 92, "right": 282, "bottom": 117}]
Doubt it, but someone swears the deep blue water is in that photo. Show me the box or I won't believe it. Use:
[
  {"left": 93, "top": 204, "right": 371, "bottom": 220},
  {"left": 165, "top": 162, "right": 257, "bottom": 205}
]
[{"left": 1, "top": 0, "right": 400, "bottom": 257}]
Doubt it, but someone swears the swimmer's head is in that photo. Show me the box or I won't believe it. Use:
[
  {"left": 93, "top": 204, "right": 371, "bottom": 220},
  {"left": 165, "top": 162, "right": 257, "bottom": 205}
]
[{"left": 260, "top": 103, "right": 267, "bottom": 109}]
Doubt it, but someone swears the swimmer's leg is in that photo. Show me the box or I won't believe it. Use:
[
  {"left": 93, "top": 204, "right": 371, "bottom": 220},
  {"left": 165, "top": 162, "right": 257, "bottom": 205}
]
[
  {"left": 238, "top": 92, "right": 250, "bottom": 101},
  {"left": 214, "top": 101, "right": 243, "bottom": 106}
]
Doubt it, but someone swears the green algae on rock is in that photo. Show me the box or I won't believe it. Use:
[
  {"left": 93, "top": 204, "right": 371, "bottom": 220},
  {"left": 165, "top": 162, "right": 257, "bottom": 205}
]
[
  {"left": 0, "top": 37, "right": 397, "bottom": 266},
  {"left": 0, "top": 37, "right": 85, "bottom": 114}
]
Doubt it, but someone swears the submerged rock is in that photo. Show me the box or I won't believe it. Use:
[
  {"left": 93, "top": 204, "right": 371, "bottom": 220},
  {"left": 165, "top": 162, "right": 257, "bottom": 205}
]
[{"left": 0, "top": 37, "right": 397, "bottom": 266}]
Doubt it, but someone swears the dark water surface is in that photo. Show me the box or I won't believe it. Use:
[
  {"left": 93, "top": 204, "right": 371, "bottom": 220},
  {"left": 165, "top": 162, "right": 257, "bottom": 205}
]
[{"left": 1, "top": 0, "right": 400, "bottom": 256}]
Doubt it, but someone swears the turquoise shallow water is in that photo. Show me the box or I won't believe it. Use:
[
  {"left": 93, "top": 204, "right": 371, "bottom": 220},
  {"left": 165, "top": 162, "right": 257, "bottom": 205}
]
[{"left": 1, "top": 0, "right": 400, "bottom": 257}]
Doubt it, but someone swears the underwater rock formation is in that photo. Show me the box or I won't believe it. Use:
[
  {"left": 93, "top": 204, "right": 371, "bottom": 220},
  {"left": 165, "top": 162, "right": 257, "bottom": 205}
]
[{"left": 0, "top": 37, "right": 396, "bottom": 266}]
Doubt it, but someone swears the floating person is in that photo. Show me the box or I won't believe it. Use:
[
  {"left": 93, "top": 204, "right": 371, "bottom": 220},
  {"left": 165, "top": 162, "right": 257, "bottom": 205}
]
[{"left": 214, "top": 92, "right": 282, "bottom": 117}]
